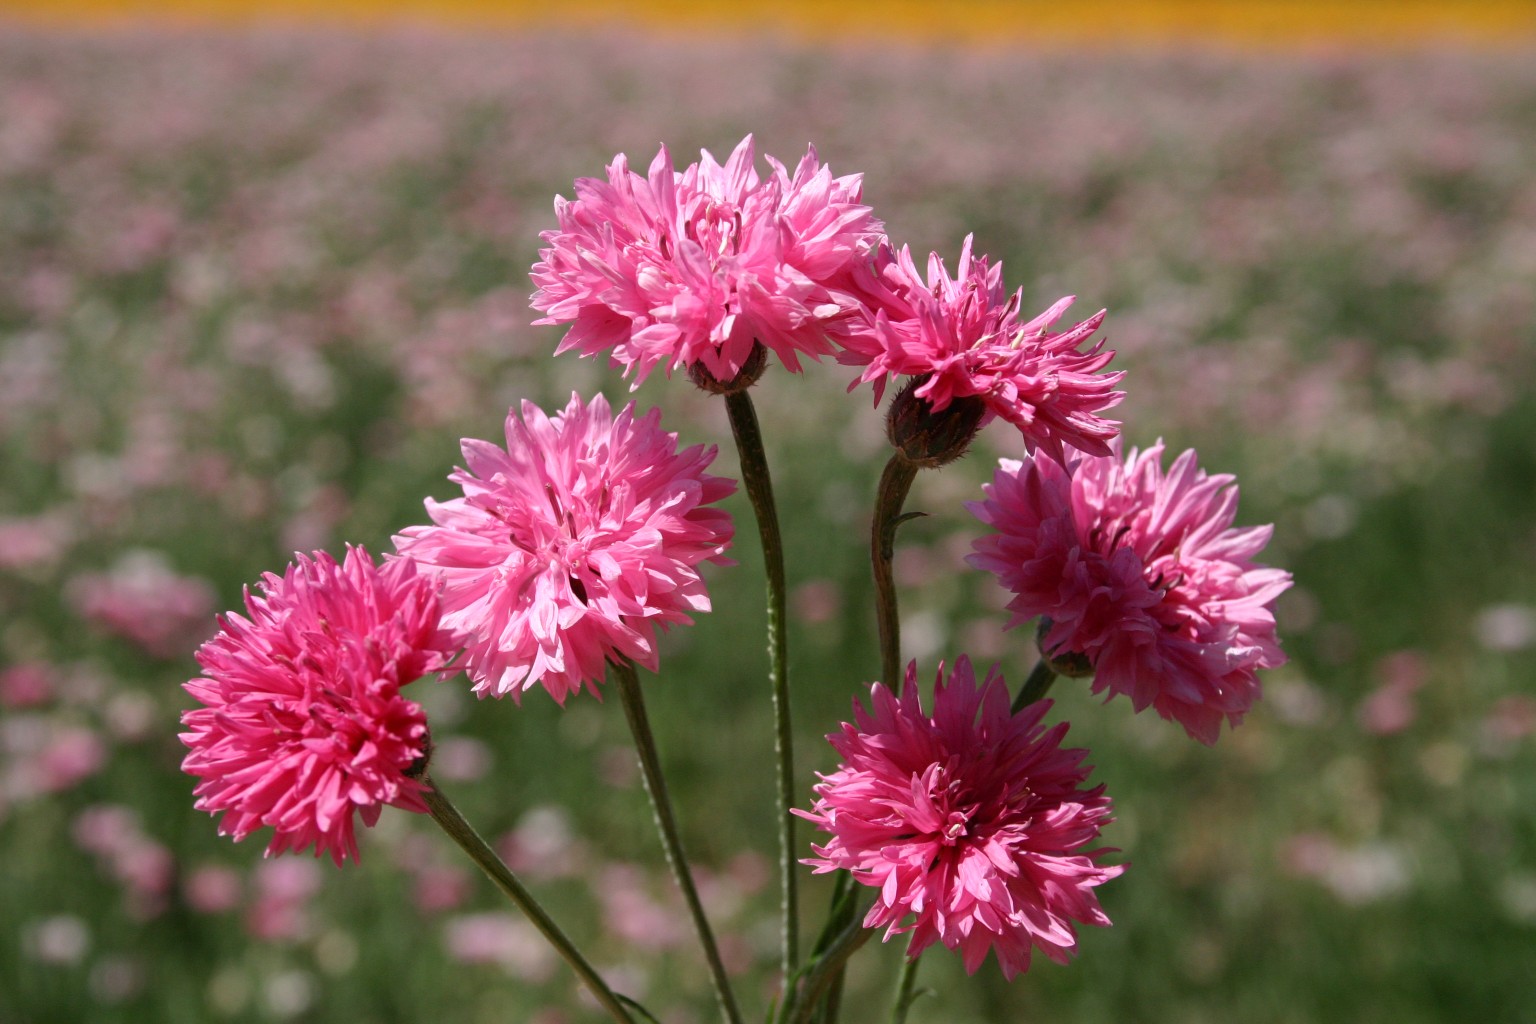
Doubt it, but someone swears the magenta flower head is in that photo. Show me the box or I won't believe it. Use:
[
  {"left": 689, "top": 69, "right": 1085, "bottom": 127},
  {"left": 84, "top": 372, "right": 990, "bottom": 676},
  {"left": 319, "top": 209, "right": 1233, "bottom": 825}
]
[
  {"left": 967, "top": 442, "right": 1293, "bottom": 744},
  {"left": 393, "top": 392, "right": 735, "bottom": 704},
  {"left": 840, "top": 237, "right": 1123, "bottom": 463},
  {"left": 180, "top": 547, "right": 453, "bottom": 865},
  {"left": 530, "top": 135, "right": 884, "bottom": 391},
  {"left": 798, "top": 657, "right": 1122, "bottom": 979}
]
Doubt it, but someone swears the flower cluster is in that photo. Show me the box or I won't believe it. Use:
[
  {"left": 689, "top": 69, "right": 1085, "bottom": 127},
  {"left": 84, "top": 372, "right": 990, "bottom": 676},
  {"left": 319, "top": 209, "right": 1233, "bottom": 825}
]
[
  {"left": 529, "top": 138, "right": 1127, "bottom": 466},
  {"left": 174, "top": 133, "right": 1291, "bottom": 1003},
  {"left": 799, "top": 658, "right": 1122, "bottom": 978},
  {"left": 967, "top": 441, "right": 1292, "bottom": 743},
  {"left": 179, "top": 548, "right": 452, "bottom": 864}
]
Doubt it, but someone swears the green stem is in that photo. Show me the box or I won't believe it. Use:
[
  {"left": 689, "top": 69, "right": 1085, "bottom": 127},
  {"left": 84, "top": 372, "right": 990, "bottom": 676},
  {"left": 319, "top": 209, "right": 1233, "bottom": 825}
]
[
  {"left": 871, "top": 452, "right": 919, "bottom": 688},
  {"left": 889, "top": 956, "right": 921, "bottom": 1024},
  {"left": 808, "top": 872, "right": 857, "bottom": 1024},
  {"left": 422, "top": 779, "right": 636, "bottom": 1024},
  {"left": 613, "top": 659, "right": 743, "bottom": 1024},
  {"left": 723, "top": 388, "right": 798, "bottom": 980},
  {"left": 815, "top": 966, "right": 846, "bottom": 1024},
  {"left": 785, "top": 914, "right": 876, "bottom": 1024},
  {"left": 1012, "top": 658, "right": 1058, "bottom": 713},
  {"left": 805, "top": 451, "right": 918, "bottom": 1024}
]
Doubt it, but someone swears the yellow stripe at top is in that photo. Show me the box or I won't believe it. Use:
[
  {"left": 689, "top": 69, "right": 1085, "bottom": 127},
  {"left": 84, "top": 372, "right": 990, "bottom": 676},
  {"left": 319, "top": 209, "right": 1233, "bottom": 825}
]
[{"left": 3, "top": 0, "right": 1535, "bottom": 47}]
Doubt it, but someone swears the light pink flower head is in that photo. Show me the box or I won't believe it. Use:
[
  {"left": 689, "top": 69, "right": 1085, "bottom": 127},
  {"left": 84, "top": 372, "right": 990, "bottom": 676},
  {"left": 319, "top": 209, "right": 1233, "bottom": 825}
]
[
  {"left": 840, "top": 237, "right": 1123, "bottom": 459},
  {"left": 393, "top": 392, "right": 735, "bottom": 704},
  {"left": 530, "top": 135, "right": 883, "bottom": 387},
  {"left": 798, "top": 657, "right": 1122, "bottom": 980},
  {"left": 967, "top": 442, "right": 1293, "bottom": 744},
  {"left": 180, "top": 547, "right": 452, "bottom": 865}
]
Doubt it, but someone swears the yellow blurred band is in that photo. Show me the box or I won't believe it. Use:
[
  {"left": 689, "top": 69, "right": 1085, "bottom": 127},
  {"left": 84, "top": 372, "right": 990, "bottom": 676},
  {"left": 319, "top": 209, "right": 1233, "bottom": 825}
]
[{"left": 4, "top": 0, "right": 1535, "bottom": 47}]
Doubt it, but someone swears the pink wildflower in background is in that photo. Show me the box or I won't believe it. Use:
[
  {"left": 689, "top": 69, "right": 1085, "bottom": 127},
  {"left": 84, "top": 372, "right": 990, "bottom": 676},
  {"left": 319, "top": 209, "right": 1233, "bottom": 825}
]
[
  {"left": 68, "top": 551, "right": 216, "bottom": 659},
  {"left": 499, "top": 806, "right": 585, "bottom": 881},
  {"left": 799, "top": 658, "right": 1121, "bottom": 979},
  {"left": 839, "top": 237, "right": 1123, "bottom": 459},
  {"left": 180, "top": 547, "right": 452, "bottom": 864},
  {"left": 184, "top": 864, "right": 243, "bottom": 914},
  {"left": 530, "top": 135, "right": 883, "bottom": 386},
  {"left": 71, "top": 805, "right": 175, "bottom": 919},
  {"left": 412, "top": 863, "right": 473, "bottom": 913},
  {"left": 597, "top": 863, "right": 689, "bottom": 949},
  {"left": 0, "top": 512, "right": 71, "bottom": 572},
  {"left": 1356, "top": 651, "right": 1429, "bottom": 736},
  {"left": 443, "top": 912, "right": 558, "bottom": 982},
  {"left": 394, "top": 392, "right": 735, "bottom": 704},
  {"left": 34, "top": 726, "right": 107, "bottom": 795},
  {"left": 2, "top": 718, "right": 105, "bottom": 801},
  {"left": 967, "top": 442, "right": 1292, "bottom": 744},
  {"left": 0, "top": 663, "right": 54, "bottom": 709},
  {"left": 247, "top": 858, "right": 321, "bottom": 941}
]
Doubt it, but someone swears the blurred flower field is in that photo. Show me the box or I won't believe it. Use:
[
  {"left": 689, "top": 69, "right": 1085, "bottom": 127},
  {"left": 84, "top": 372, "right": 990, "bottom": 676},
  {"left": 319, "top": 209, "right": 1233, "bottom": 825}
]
[{"left": 2, "top": 26, "right": 1535, "bottom": 1024}]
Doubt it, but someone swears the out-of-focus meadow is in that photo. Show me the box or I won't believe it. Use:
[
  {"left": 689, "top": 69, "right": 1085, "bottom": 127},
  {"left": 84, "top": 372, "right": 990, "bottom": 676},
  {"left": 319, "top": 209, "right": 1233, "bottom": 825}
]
[{"left": 2, "top": 25, "right": 1535, "bottom": 1024}]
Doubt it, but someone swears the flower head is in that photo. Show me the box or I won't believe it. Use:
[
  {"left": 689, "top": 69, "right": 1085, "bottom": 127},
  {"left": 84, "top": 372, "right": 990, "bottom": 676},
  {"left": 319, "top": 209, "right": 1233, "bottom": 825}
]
[
  {"left": 967, "top": 442, "right": 1293, "bottom": 743},
  {"left": 179, "top": 547, "right": 452, "bottom": 865},
  {"left": 393, "top": 392, "right": 735, "bottom": 704},
  {"left": 530, "top": 135, "right": 884, "bottom": 388},
  {"left": 840, "top": 237, "right": 1123, "bottom": 460},
  {"left": 798, "top": 658, "right": 1122, "bottom": 979}
]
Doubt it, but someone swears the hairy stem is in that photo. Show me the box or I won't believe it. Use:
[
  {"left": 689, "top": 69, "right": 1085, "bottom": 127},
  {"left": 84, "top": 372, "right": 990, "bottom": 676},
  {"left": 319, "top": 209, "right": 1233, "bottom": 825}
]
[
  {"left": 422, "top": 779, "right": 636, "bottom": 1024},
  {"left": 723, "top": 388, "right": 798, "bottom": 980},
  {"left": 871, "top": 452, "right": 919, "bottom": 687},
  {"left": 613, "top": 659, "right": 743, "bottom": 1024}
]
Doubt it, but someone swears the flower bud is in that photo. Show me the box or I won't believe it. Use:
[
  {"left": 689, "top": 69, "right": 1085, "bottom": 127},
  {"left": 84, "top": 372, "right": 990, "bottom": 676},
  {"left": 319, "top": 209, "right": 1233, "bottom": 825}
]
[
  {"left": 404, "top": 729, "right": 434, "bottom": 780},
  {"left": 886, "top": 376, "right": 986, "bottom": 468},
  {"left": 687, "top": 342, "right": 768, "bottom": 395}
]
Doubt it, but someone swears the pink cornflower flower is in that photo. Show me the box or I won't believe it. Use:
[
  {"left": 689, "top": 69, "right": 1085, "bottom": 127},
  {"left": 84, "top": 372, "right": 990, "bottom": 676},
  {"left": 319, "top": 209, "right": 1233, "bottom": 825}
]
[
  {"left": 840, "top": 237, "right": 1123, "bottom": 460},
  {"left": 393, "top": 392, "right": 735, "bottom": 704},
  {"left": 798, "top": 658, "right": 1121, "bottom": 979},
  {"left": 530, "top": 135, "right": 883, "bottom": 387},
  {"left": 967, "top": 442, "right": 1292, "bottom": 744},
  {"left": 180, "top": 547, "right": 452, "bottom": 865}
]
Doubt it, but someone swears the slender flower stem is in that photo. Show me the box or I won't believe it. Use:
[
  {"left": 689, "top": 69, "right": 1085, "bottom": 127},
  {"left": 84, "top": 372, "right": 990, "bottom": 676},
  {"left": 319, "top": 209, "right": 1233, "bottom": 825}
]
[
  {"left": 723, "top": 388, "right": 798, "bottom": 980},
  {"left": 613, "top": 659, "right": 743, "bottom": 1024},
  {"left": 807, "top": 872, "right": 857, "bottom": 1024},
  {"left": 422, "top": 778, "right": 636, "bottom": 1024},
  {"left": 871, "top": 453, "right": 919, "bottom": 688},
  {"left": 1012, "top": 658, "right": 1059, "bottom": 713},
  {"left": 785, "top": 914, "right": 876, "bottom": 1024},
  {"left": 815, "top": 969, "right": 846, "bottom": 1024},
  {"left": 803, "top": 450, "right": 918, "bottom": 1024},
  {"left": 889, "top": 956, "right": 922, "bottom": 1024}
]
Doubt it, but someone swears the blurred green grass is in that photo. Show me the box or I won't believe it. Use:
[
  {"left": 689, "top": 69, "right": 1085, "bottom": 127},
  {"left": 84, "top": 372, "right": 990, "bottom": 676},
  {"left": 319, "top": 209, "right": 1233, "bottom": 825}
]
[{"left": 1, "top": 28, "right": 1534, "bottom": 1024}]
